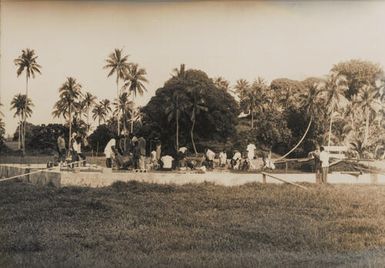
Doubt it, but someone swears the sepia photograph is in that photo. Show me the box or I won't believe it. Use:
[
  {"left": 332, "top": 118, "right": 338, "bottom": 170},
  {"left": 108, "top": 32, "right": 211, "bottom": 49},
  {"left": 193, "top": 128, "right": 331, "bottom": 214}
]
[{"left": 1, "top": 0, "right": 385, "bottom": 266}]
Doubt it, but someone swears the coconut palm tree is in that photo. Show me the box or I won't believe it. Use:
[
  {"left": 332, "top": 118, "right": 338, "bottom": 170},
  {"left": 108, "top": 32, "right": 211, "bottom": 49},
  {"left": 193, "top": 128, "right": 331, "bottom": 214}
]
[
  {"left": 103, "top": 48, "right": 131, "bottom": 135},
  {"left": 164, "top": 89, "right": 190, "bottom": 151},
  {"left": 275, "top": 82, "right": 323, "bottom": 161},
  {"left": 186, "top": 85, "right": 208, "bottom": 155},
  {"left": 10, "top": 94, "right": 33, "bottom": 149},
  {"left": 171, "top": 64, "right": 187, "bottom": 80},
  {"left": 14, "top": 48, "right": 42, "bottom": 154},
  {"left": 52, "top": 77, "right": 83, "bottom": 151},
  {"left": 213, "top": 76, "right": 230, "bottom": 91},
  {"left": 82, "top": 92, "right": 97, "bottom": 134},
  {"left": 122, "top": 63, "right": 148, "bottom": 133},
  {"left": 321, "top": 72, "right": 349, "bottom": 147},
  {"left": 355, "top": 84, "right": 382, "bottom": 146},
  {"left": 92, "top": 103, "right": 108, "bottom": 126},
  {"left": 113, "top": 92, "right": 133, "bottom": 134}
]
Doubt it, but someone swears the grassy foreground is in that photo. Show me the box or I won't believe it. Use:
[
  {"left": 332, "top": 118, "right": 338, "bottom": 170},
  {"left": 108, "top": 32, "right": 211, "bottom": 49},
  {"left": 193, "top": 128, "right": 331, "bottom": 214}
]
[{"left": 1, "top": 181, "right": 385, "bottom": 267}]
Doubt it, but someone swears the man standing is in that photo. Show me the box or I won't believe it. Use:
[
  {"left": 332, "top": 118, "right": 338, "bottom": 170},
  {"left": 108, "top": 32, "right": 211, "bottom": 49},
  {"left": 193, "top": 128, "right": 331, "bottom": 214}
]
[
  {"left": 57, "top": 133, "right": 66, "bottom": 165},
  {"left": 104, "top": 137, "right": 116, "bottom": 168},
  {"left": 138, "top": 136, "right": 146, "bottom": 170},
  {"left": 246, "top": 143, "right": 256, "bottom": 169},
  {"left": 319, "top": 146, "right": 329, "bottom": 184},
  {"left": 309, "top": 146, "right": 322, "bottom": 184}
]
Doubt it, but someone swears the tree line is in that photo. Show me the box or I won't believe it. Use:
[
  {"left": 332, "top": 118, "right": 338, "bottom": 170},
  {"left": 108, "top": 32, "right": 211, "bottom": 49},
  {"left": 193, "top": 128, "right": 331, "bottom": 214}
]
[{"left": 3, "top": 48, "right": 385, "bottom": 158}]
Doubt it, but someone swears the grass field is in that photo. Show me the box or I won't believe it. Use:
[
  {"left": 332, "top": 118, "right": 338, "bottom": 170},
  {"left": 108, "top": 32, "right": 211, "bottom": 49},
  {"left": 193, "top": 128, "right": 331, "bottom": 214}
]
[{"left": 1, "top": 181, "right": 385, "bottom": 267}]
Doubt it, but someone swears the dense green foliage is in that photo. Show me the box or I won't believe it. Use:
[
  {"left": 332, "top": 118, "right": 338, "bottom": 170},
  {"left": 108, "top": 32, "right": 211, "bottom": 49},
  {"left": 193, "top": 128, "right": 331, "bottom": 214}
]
[{"left": 141, "top": 69, "right": 240, "bottom": 154}]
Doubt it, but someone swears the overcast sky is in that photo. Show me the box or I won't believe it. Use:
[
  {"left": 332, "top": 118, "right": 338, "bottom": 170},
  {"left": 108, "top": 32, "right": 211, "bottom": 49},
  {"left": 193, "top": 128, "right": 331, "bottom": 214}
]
[{"left": 1, "top": 0, "right": 385, "bottom": 136}]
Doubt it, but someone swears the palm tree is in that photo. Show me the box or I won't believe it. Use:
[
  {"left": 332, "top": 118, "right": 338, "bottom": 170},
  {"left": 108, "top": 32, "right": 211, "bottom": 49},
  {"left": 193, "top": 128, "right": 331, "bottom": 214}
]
[
  {"left": 213, "top": 76, "right": 230, "bottom": 91},
  {"left": 321, "top": 72, "right": 349, "bottom": 147},
  {"left": 164, "top": 89, "right": 189, "bottom": 150},
  {"left": 235, "top": 79, "right": 253, "bottom": 127},
  {"left": 103, "top": 48, "right": 131, "bottom": 135},
  {"left": 237, "top": 78, "right": 269, "bottom": 129},
  {"left": 82, "top": 92, "right": 97, "bottom": 134},
  {"left": 92, "top": 103, "right": 108, "bottom": 126},
  {"left": 171, "top": 64, "right": 187, "bottom": 80},
  {"left": 10, "top": 94, "right": 33, "bottom": 150},
  {"left": 14, "top": 48, "right": 42, "bottom": 154},
  {"left": 122, "top": 63, "right": 148, "bottom": 133},
  {"left": 276, "top": 82, "right": 323, "bottom": 161},
  {"left": 355, "top": 84, "right": 382, "bottom": 146},
  {"left": 113, "top": 92, "right": 133, "bottom": 134},
  {"left": 187, "top": 86, "right": 208, "bottom": 155},
  {"left": 52, "top": 77, "right": 83, "bottom": 151}
]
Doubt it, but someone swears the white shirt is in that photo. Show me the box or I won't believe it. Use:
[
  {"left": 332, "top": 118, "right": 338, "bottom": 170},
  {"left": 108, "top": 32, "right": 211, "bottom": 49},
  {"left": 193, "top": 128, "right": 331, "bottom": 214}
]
[
  {"left": 219, "top": 152, "right": 227, "bottom": 162},
  {"left": 319, "top": 151, "right": 329, "bottom": 167},
  {"left": 161, "top": 155, "right": 174, "bottom": 169},
  {"left": 246, "top": 144, "right": 256, "bottom": 152},
  {"left": 206, "top": 149, "right": 215, "bottom": 160},
  {"left": 73, "top": 141, "right": 81, "bottom": 154},
  {"left": 233, "top": 152, "right": 241, "bottom": 160},
  {"left": 104, "top": 138, "right": 116, "bottom": 158}
]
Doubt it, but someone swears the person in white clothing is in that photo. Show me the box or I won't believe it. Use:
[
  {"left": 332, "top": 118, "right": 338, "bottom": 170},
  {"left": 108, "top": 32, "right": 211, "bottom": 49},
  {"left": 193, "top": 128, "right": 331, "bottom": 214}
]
[
  {"left": 219, "top": 149, "right": 227, "bottom": 167},
  {"left": 319, "top": 146, "right": 329, "bottom": 184},
  {"left": 246, "top": 143, "right": 256, "bottom": 160},
  {"left": 205, "top": 148, "right": 216, "bottom": 169},
  {"left": 72, "top": 136, "right": 86, "bottom": 166},
  {"left": 161, "top": 155, "right": 174, "bottom": 170},
  {"left": 104, "top": 138, "right": 116, "bottom": 168},
  {"left": 231, "top": 150, "right": 242, "bottom": 170}
]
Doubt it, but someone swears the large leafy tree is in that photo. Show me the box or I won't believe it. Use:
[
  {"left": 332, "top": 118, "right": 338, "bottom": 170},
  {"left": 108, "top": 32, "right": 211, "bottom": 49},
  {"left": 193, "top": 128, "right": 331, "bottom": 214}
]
[
  {"left": 103, "top": 48, "right": 131, "bottom": 135},
  {"left": 52, "top": 77, "right": 83, "bottom": 150},
  {"left": 10, "top": 94, "right": 33, "bottom": 150},
  {"left": 331, "top": 59, "right": 384, "bottom": 99},
  {"left": 142, "top": 68, "right": 239, "bottom": 155},
  {"left": 14, "top": 48, "right": 42, "bottom": 154},
  {"left": 122, "top": 63, "right": 148, "bottom": 133}
]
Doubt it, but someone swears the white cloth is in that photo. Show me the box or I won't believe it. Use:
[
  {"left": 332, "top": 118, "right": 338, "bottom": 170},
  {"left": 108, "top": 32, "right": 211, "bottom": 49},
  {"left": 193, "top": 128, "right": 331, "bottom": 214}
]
[
  {"left": 104, "top": 138, "right": 116, "bottom": 158},
  {"left": 219, "top": 152, "right": 227, "bottom": 165},
  {"left": 161, "top": 155, "right": 174, "bottom": 169},
  {"left": 320, "top": 151, "right": 329, "bottom": 167},
  {"left": 206, "top": 149, "right": 215, "bottom": 161},
  {"left": 246, "top": 144, "right": 256, "bottom": 160},
  {"left": 179, "top": 147, "right": 188, "bottom": 153}
]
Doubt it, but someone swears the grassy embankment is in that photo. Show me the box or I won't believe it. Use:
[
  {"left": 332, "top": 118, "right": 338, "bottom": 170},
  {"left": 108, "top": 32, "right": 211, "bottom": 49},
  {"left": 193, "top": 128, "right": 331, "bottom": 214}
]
[{"left": 1, "top": 181, "right": 385, "bottom": 267}]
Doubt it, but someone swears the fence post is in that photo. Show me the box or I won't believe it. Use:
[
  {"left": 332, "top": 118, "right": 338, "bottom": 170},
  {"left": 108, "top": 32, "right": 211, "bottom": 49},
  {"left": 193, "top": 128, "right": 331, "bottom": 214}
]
[
  {"left": 285, "top": 162, "right": 288, "bottom": 174},
  {"left": 262, "top": 173, "right": 266, "bottom": 184}
]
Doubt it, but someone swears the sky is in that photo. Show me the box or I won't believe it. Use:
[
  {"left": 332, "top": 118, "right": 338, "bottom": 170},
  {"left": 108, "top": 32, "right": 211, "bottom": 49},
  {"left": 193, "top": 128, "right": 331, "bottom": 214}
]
[{"left": 1, "top": 0, "right": 385, "bottom": 136}]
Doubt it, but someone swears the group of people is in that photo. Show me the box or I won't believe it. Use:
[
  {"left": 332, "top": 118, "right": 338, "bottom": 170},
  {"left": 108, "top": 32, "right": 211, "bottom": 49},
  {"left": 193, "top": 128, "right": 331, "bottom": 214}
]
[
  {"left": 56, "top": 132, "right": 86, "bottom": 166},
  {"left": 104, "top": 134, "right": 150, "bottom": 170}
]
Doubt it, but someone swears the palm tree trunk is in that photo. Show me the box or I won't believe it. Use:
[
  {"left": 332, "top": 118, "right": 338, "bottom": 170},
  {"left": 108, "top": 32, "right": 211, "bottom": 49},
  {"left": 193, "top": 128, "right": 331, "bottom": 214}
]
[
  {"left": 116, "top": 74, "right": 120, "bottom": 135},
  {"left": 68, "top": 105, "right": 72, "bottom": 152},
  {"left": 130, "top": 95, "right": 135, "bottom": 134},
  {"left": 191, "top": 111, "right": 197, "bottom": 155},
  {"left": 18, "top": 120, "right": 21, "bottom": 150},
  {"left": 276, "top": 116, "right": 313, "bottom": 161},
  {"left": 176, "top": 109, "right": 179, "bottom": 151},
  {"left": 23, "top": 74, "right": 29, "bottom": 155},
  {"left": 251, "top": 109, "right": 254, "bottom": 129},
  {"left": 327, "top": 113, "right": 333, "bottom": 147}
]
